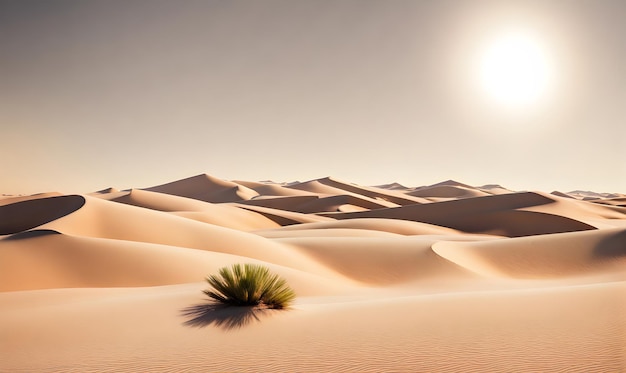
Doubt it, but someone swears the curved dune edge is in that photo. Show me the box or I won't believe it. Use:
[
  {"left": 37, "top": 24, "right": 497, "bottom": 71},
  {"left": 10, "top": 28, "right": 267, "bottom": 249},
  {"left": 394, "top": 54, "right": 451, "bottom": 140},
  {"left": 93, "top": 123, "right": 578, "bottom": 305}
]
[
  {"left": 257, "top": 228, "right": 402, "bottom": 239},
  {"left": 232, "top": 203, "right": 335, "bottom": 225},
  {"left": 0, "top": 230, "right": 359, "bottom": 293},
  {"left": 432, "top": 228, "right": 626, "bottom": 279},
  {"left": 277, "top": 236, "right": 489, "bottom": 285},
  {"left": 3, "top": 229, "right": 63, "bottom": 240},
  {"left": 234, "top": 180, "right": 319, "bottom": 197},
  {"left": 168, "top": 211, "right": 280, "bottom": 230},
  {"left": 254, "top": 218, "right": 462, "bottom": 236},
  {"left": 109, "top": 189, "right": 281, "bottom": 230},
  {"left": 0, "top": 195, "right": 86, "bottom": 235}
]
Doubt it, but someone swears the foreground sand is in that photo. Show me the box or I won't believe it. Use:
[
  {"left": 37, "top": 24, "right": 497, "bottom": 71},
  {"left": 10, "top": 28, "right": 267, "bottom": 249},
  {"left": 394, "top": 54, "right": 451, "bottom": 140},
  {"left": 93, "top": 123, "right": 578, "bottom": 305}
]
[{"left": 2, "top": 175, "right": 625, "bottom": 372}]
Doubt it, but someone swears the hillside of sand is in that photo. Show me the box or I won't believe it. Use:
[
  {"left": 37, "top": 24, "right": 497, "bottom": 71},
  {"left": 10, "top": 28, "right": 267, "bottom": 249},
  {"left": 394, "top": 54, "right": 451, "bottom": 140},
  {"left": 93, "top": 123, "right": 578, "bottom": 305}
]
[{"left": 2, "top": 174, "right": 625, "bottom": 372}]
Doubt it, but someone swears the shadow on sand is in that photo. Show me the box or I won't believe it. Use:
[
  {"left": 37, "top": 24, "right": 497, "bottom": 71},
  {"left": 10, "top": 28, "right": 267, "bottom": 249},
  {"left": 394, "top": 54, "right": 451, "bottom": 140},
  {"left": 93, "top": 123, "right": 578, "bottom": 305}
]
[
  {"left": 180, "top": 303, "right": 278, "bottom": 330},
  {"left": 594, "top": 229, "right": 626, "bottom": 259}
]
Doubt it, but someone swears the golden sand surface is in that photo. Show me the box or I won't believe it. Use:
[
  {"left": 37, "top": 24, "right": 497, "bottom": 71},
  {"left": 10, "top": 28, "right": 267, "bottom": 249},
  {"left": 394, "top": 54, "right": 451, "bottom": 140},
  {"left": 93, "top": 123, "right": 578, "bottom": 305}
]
[{"left": 2, "top": 174, "right": 625, "bottom": 372}]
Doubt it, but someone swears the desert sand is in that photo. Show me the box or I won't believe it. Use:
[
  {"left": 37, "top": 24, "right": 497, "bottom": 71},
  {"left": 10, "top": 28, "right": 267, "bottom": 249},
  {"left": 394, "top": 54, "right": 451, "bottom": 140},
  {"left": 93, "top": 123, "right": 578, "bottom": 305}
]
[{"left": 1, "top": 174, "right": 625, "bottom": 372}]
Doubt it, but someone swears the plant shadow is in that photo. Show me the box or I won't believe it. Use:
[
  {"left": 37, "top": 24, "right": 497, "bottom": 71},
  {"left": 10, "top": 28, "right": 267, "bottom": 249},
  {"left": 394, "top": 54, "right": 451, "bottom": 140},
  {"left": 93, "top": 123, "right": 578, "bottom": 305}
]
[{"left": 180, "top": 302, "right": 278, "bottom": 330}]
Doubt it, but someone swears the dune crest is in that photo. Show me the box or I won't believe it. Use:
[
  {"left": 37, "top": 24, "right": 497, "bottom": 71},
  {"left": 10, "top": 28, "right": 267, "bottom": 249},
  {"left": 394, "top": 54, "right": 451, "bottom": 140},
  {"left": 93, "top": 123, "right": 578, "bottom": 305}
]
[{"left": 145, "top": 173, "right": 259, "bottom": 203}]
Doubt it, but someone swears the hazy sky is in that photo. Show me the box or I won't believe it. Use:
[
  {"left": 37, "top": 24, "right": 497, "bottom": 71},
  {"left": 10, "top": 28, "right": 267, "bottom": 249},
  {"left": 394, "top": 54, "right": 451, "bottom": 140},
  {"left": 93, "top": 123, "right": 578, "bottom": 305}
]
[{"left": 1, "top": 0, "right": 625, "bottom": 194}]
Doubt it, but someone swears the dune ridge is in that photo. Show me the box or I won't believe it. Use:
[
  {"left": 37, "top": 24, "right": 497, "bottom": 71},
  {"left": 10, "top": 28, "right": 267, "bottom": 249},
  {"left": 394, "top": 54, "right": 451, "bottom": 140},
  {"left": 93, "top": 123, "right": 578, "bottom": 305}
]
[
  {"left": 1, "top": 173, "right": 625, "bottom": 372},
  {"left": 144, "top": 174, "right": 259, "bottom": 203},
  {"left": 324, "top": 191, "right": 611, "bottom": 237}
]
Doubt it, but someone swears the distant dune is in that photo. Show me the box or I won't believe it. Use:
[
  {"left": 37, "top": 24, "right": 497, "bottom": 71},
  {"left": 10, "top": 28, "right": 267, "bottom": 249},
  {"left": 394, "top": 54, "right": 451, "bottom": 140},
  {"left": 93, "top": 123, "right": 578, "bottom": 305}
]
[{"left": 2, "top": 174, "right": 625, "bottom": 372}]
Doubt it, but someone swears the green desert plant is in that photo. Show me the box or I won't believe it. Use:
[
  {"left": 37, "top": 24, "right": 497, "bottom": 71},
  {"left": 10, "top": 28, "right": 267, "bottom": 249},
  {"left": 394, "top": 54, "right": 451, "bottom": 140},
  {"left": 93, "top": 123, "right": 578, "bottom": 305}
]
[{"left": 203, "top": 263, "right": 296, "bottom": 309}]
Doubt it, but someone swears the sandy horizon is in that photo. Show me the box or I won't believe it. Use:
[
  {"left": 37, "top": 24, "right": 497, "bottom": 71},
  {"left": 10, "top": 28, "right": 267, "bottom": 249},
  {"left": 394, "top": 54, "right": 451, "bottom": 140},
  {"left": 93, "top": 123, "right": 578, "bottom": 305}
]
[{"left": 2, "top": 173, "right": 625, "bottom": 372}]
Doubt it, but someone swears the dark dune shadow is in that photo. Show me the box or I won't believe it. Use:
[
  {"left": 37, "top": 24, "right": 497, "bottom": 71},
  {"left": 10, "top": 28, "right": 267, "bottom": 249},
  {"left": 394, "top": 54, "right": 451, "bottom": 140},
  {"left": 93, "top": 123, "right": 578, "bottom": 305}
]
[
  {"left": 180, "top": 303, "right": 278, "bottom": 330},
  {"left": 0, "top": 195, "right": 85, "bottom": 235},
  {"left": 2, "top": 229, "right": 63, "bottom": 241},
  {"left": 593, "top": 230, "right": 626, "bottom": 259}
]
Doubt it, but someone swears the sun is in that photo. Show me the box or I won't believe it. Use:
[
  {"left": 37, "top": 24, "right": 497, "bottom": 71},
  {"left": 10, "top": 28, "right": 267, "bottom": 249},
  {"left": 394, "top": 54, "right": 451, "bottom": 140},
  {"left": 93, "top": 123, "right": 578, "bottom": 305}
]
[{"left": 478, "top": 31, "right": 553, "bottom": 108}]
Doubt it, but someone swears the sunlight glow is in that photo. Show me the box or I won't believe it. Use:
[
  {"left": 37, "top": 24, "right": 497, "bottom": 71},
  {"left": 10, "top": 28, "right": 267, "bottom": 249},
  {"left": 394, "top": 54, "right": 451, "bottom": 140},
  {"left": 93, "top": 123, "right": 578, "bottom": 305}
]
[{"left": 478, "top": 31, "right": 553, "bottom": 108}]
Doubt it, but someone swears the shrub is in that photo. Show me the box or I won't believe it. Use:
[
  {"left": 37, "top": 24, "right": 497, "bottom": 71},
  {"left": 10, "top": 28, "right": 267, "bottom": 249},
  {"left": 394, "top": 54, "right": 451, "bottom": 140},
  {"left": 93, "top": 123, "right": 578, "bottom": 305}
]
[{"left": 204, "top": 263, "right": 296, "bottom": 309}]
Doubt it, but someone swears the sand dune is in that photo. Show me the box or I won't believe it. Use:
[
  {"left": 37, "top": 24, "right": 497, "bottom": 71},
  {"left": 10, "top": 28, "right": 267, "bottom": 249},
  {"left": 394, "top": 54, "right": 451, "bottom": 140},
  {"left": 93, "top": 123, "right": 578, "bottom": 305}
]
[
  {"left": 590, "top": 197, "right": 626, "bottom": 207},
  {"left": 551, "top": 190, "right": 575, "bottom": 199},
  {"left": 478, "top": 184, "right": 516, "bottom": 195},
  {"left": 287, "top": 177, "right": 428, "bottom": 205},
  {"left": 275, "top": 235, "right": 486, "bottom": 285},
  {"left": 108, "top": 188, "right": 280, "bottom": 230},
  {"left": 2, "top": 174, "right": 625, "bottom": 372},
  {"left": 374, "top": 181, "right": 410, "bottom": 190},
  {"left": 231, "top": 203, "right": 335, "bottom": 225},
  {"left": 408, "top": 185, "right": 491, "bottom": 199},
  {"left": 0, "top": 194, "right": 337, "bottom": 276},
  {"left": 325, "top": 191, "right": 607, "bottom": 237},
  {"left": 145, "top": 173, "right": 259, "bottom": 203},
  {"left": 0, "top": 230, "right": 356, "bottom": 294},
  {"left": 1, "top": 229, "right": 230, "bottom": 291},
  {"left": 233, "top": 180, "right": 319, "bottom": 197},
  {"left": 433, "top": 228, "right": 626, "bottom": 279},
  {"left": 254, "top": 217, "right": 463, "bottom": 236},
  {"left": 426, "top": 179, "right": 475, "bottom": 189},
  {"left": 240, "top": 194, "right": 398, "bottom": 213},
  {"left": 310, "top": 176, "right": 429, "bottom": 205}
]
